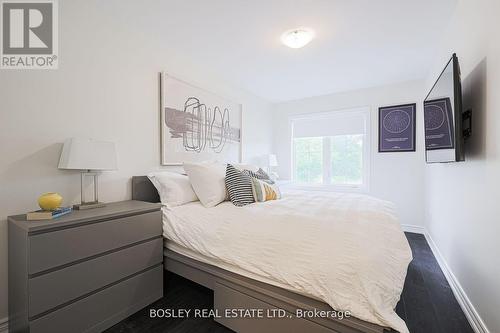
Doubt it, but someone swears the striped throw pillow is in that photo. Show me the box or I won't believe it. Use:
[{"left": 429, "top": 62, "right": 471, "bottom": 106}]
[
  {"left": 245, "top": 168, "right": 275, "bottom": 184},
  {"left": 225, "top": 164, "right": 255, "bottom": 206},
  {"left": 251, "top": 178, "right": 281, "bottom": 202}
]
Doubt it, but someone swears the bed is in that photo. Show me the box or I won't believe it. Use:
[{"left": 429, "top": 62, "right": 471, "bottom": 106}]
[{"left": 131, "top": 176, "right": 412, "bottom": 333}]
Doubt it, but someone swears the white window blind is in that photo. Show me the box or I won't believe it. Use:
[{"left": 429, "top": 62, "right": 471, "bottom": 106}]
[{"left": 292, "top": 111, "right": 367, "bottom": 138}]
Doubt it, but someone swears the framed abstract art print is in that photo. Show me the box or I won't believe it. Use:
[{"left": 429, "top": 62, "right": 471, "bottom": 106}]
[{"left": 160, "top": 73, "right": 242, "bottom": 165}]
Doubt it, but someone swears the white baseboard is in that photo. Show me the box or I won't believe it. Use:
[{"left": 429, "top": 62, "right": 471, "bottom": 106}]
[
  {"left": 424, "top": 231, "right": 490, "bottom": 333},
  {"left": 401, "top": 224, "right": 426, "bottom": 234},
  {"left": 402, "top": 224, "right": 489, "bottom": 333},
  {"left": 0, "top": 317, "right": 8, "bottom": 333}
]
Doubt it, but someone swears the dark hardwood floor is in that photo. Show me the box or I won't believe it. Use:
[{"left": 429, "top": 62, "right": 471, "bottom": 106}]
[
  {"left": 398, "top": 233, "right": 474, "bottom": 333},
  {"left": 106, "top": 232, "right": 474, "bottom": 333}
]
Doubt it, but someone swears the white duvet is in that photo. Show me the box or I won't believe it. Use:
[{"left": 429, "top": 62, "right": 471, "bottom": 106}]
[{"left": 162, "top": 190, "right": 412, "bottom": 333}]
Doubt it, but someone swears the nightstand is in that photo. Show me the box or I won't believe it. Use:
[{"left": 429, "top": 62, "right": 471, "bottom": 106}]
[{"left": 8, "top": 200, "right": 163, "bottom": 333}]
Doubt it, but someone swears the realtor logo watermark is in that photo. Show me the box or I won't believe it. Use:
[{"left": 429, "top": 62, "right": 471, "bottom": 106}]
[{"left": 1, "top": 0, "right": 58, "bottom": 69}]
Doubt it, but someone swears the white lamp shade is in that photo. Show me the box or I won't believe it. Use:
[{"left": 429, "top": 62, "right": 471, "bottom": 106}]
[
  {"left": 58, "top": 138, "right": 117, "bottom": 171},
  {"left": 268, "top": 154, "right": 278, "bottom": 167}
]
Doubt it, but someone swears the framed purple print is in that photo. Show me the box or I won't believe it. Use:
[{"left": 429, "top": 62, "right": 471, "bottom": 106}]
[{"left": 378, "top": 103, "right": 416, "bottom": 152}]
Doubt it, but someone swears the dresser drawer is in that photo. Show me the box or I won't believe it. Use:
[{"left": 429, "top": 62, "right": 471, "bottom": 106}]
[
  {"left": 30, "top": 265, "right": 163, "bottom": 333},
  {"left": 29, "top": 211, "right": 162, "bottom": 274},
  {"left": 29, "top": 238, "right": 163, "bottom": 317}
]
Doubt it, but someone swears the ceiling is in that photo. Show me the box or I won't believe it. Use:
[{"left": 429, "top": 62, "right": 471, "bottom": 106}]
[{"left": 158, "top": 0, "right": 458, "bottom": 102}]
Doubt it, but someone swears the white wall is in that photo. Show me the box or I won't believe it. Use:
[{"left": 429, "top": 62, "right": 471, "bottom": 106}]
[
  {"left": 0, "top": 0, "right": 273, "bottom": 321},
  {"left": 272, "top": 80, "right": 426, "bottom": 228},
  {"left": 424, "top": 0, "right": 499, "bottom": 332}
]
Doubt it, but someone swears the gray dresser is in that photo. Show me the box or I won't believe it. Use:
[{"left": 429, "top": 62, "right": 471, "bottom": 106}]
[{"left": 8, "top": 200, "right": 164, "bottom": 333}]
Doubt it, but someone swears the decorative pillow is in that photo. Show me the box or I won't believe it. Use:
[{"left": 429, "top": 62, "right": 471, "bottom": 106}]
[
  {"left": 225, "top": 164, "right": 255, "bottom": 207},
  {"left": 251, "top": 178, "right": 281, "bottom": 202},
  {"left": 245, "top": 168, "right": 275, "bottom": 184},
  {"left": 147, "top": 171, "right": 198, "bottom": 207},
  {"left": 183, "top": 162, "right": 227, "bottom": 207},
  {"left": 232, "top": 163, "right": 259, "bottom": 172}
]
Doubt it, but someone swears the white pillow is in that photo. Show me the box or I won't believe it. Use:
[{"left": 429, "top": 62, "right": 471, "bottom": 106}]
[
  {"left": 183, "top": 162, "right": 227, "bottom": 207},
  {"left": 147, "top": 171, "right": 198, "bottom": 207},
  {"left": 232, "top": 163, "right": 259, "bottom": 172}
]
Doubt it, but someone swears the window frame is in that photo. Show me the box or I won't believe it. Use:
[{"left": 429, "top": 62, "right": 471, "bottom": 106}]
[{"left": 289, "top": 107, "right": 371, "bottom": 193}]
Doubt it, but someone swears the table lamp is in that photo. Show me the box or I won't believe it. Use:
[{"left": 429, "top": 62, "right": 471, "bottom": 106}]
[
  {"left": 58, "top": 138, "right": 117, "bottom": 210},
  {"left": 267, "top": 154, "right": 279, "bottom": 180}
]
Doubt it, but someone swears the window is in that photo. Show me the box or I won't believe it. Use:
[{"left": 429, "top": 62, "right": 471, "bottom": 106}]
[
  {"left": 294, "top": 137, "right": 323, "bottom": 184},
  {"left": 330, "top": 134, "right": 363, "bottom": 185},
  {"left": 291, "top": 108, "right": 370, "bottom": 191}
]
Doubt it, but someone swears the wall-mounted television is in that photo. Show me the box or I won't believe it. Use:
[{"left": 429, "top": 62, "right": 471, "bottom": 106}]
[{"left": 424, "top": 53, "right": 471, "bottom": 163}]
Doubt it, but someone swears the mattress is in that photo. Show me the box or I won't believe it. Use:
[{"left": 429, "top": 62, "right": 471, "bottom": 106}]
[{"left": 162, "top": 190, "right": 412, "bottom": 333}]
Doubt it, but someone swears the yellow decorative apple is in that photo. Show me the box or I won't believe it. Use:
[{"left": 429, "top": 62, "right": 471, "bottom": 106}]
[{"left": 38, "top": 192, "right": 63, "bottom": 211}]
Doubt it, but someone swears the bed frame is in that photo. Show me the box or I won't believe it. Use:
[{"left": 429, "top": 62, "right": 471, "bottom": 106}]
[{"left": 132, "top": 176, "right": 395, "bottom": 333}]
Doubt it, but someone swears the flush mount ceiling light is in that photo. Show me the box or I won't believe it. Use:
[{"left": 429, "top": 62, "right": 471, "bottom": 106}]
[{"left": 281, "top": 28, "right": 315, "bottom": 49}]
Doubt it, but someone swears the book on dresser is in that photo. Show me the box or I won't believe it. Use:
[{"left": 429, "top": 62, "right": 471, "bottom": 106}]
[
  {"left": 8, "top": 200, "right": 164, "bottom": 333},
  {"left": 26, "top": 206, "right": 73, "bottom": 220}
]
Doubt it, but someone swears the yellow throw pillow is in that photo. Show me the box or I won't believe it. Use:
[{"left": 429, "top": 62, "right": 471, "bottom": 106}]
[{"left": 250, "top": 178, "right": 281, "bottom": 202}]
